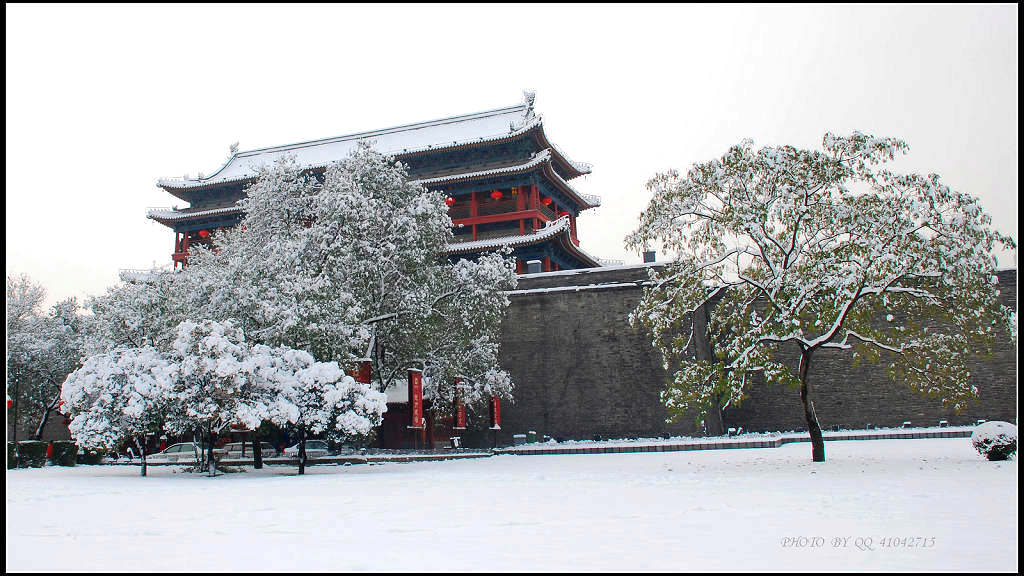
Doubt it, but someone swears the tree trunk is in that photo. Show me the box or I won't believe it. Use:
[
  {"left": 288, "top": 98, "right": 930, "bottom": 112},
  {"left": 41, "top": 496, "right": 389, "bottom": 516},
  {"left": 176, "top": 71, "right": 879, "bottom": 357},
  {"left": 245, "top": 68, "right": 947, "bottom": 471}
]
[
  {"left": 298, "top": 426, "right": 307, "bottom": 476},
  {"left": 207, "top": 425, "right": 217, "bottom": 476},
  {"left": 692, "top": 304, "right": 725, "bottom": 436},
  {"left": 136, "top": 437, "right": 148, "bottom": 477},
  {"left": 252, "top": 431, "right": 263, "bottom": 469},
  {"left": 32, "top": 389, "right": 62, "bottom": 440},
  {"left": 798, "top": 350, "right": 825, "bottom": 462}
]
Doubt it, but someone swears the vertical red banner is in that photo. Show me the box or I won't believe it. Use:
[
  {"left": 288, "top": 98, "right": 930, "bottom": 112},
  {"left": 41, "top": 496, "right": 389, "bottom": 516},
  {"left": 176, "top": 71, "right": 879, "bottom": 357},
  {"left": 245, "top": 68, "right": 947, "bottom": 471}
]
[
  {"left": 351, "top": 360, "right": 371, "bottom": 384},
  {"left": 454, "top": 378, "right": 467, "bottom": 430},
  {"left": 489, "top": 396, "right": 501, "bottom": 429},
  {"left": 408, "top": 369, "right": 424, "bottom": 429}
]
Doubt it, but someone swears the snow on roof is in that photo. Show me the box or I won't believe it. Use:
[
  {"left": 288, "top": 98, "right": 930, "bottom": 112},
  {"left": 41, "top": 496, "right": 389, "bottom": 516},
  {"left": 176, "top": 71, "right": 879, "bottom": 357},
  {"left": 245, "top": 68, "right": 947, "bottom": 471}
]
[
  {"left": 416, "top": 149, "right": 554, "bottom": 186},
  {"left": 446, "top": 215, "right": 604, "bottom": 267},
  {"left": 149, "top": 148, "right": 601, "bottom": 228},
  {"left": 415, "top": 149, "right": 600, "bottom": 209},
  {"left": 446, "top": 216, "right": 574, "bottom": 254},
  {"left": 147, "top": 205, "right": 243, "bottom": 223},
  {"left": 157, "top": 95, "right": 593, "bottom": 191}
]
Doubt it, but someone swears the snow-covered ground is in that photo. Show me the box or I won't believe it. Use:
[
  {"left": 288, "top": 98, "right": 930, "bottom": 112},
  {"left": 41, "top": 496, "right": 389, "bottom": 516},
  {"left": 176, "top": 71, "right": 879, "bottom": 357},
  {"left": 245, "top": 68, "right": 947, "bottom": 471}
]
[{"left": 6, "top": 438, "right": 1016, "bottom": 571}]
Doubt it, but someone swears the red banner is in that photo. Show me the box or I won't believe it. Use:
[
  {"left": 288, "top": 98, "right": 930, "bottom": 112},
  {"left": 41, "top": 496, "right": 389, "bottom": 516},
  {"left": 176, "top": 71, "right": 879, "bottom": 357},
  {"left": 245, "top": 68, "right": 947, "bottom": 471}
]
[
  {"left": 454, "top": 378, "right": 467, "bottom": 430},
  {"left": 490, "top": 396, "right": 501, "bottom": 429},
  {"left": 349, "top": 360, "right": 371, "bottom": 384},
  {"left": 408, "top": 369, "right": 424, "bottom": 429}
]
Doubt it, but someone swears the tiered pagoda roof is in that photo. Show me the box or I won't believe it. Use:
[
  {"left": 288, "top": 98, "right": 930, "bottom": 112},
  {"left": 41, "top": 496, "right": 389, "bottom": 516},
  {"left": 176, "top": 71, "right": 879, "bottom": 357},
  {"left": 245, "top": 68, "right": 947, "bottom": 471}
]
[
  {"left": 157, "top": 95, "right": 590, "bottom": 196},
  {"left": 149, "top": 92, "right": 603, "bottom": 270}
]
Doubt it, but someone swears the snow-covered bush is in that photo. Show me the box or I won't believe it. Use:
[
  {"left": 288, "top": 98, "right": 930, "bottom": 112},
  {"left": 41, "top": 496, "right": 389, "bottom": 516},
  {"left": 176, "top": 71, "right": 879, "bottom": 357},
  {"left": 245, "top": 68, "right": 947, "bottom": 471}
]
[{"left": 971, "top": 421, "right": 1017, "bottom": 461}]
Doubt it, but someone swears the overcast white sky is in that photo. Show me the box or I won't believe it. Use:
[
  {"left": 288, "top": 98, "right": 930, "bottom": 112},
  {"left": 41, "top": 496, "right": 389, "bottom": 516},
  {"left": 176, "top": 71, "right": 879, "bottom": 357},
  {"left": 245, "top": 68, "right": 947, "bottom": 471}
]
[{"left": 6, "top": 4, "right": 1018, "bottom": 309}]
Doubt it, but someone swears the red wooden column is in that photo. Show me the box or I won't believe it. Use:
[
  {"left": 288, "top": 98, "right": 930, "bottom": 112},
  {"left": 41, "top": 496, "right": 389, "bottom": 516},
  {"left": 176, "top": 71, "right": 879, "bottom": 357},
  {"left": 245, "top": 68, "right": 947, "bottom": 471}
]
[
  {"left": 181, "top": 233, "right": 190, "bottom": 268},
  {"left": 530, "top": 185, "right": 540, "bottom": 230},
  {"left": 516, "top": 259, "right": 524, "bottom": 274},
  {"left": 543, "top": 257, "right": 551, "bottom": 272},
  {"left": 470, "top": 191, "right": 478, "bottom": 240},
  {"left": 515, "top": 186, "right": 526, "bottom": 234}
]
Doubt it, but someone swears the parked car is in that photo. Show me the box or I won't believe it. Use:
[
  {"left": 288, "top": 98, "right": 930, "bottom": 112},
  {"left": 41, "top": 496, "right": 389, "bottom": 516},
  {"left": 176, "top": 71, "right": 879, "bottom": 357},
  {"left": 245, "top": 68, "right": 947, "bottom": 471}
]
[
  {"left": 146, "top": 442, "right": 202, "bottom": 464},
  {"left": 283, "top": 439, "right": 332, "bottom": 459},
  {"left": 215, "top": 442, "right": 279, "bottom": 460}
]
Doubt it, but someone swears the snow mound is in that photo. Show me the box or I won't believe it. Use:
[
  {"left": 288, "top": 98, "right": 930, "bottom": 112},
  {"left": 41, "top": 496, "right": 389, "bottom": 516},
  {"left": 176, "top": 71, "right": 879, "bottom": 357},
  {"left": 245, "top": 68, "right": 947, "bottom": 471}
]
[{"left": 970, "top": 421, "right": 1017, "bottom": 461}]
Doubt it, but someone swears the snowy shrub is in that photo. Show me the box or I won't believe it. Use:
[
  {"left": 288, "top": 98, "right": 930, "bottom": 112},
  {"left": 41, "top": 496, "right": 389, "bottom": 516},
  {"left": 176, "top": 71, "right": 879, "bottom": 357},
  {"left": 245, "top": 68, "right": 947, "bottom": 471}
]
[
  {"left": 77, "top": 449, "right": 105, "bottom": 465},
  {"left": 50, "top": 440, "right": 78, "bottom": 466},
  {"left": 17, "top": 440, "right": 47, "bottom": 468},
  {"left": 7, "top": 442, "right": 16, "bottom": 469},
  {"left": 971, "top": 421, "right": 1017, "bottom": 461}
]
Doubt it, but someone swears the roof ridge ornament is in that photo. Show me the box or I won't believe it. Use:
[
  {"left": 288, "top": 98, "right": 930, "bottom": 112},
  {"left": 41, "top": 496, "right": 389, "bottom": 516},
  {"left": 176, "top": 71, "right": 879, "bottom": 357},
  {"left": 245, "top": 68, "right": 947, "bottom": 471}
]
[{"left": 510, "top": 90, "right": 537, "bottom": 132}]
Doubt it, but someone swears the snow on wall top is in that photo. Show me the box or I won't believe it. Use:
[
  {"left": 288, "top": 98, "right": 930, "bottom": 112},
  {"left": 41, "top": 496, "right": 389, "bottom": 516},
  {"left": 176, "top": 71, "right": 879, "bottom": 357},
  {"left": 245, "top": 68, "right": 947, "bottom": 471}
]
[{"left": 158, "top": 96, "right": 592, "bottom": 191}]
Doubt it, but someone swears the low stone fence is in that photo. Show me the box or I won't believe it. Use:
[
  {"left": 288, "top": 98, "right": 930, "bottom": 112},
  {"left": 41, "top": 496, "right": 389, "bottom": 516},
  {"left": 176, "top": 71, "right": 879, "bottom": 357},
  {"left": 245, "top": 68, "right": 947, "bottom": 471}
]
[{"left": 495, "top": 427, "right": 975, "bottom": 456}]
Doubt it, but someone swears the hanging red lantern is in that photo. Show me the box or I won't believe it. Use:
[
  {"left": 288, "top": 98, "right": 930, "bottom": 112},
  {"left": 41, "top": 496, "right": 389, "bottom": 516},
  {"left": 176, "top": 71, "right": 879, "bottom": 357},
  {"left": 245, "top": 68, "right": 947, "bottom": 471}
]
[
  {"left": 490, "top": 190, "right": 503, "bottom": 200},
  {"left": 559, "top": 210, "right": 570, "bottom": 217},
  {"left": 6, "top": 399, "right": 11, "bottom": 409},
  {"left": 541, "top": 197, "right": 553, "bottom": 206},
  {"left": 198, "top": 229, "right": 210, "bottom": 238},
  {"left": 444, "top": 196, "right": 456, "bottom": 207}
]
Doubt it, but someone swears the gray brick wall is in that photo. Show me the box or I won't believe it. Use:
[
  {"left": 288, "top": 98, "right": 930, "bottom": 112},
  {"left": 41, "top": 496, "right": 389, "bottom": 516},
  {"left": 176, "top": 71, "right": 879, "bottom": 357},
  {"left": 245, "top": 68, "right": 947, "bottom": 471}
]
[{"left": 495, "top": 266, "right": 1017, "bottom": 443}]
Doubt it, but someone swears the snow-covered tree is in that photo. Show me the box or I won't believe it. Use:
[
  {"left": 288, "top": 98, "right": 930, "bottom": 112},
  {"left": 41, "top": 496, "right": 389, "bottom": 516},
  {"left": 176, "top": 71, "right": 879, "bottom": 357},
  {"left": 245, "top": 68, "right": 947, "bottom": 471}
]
[
  {"left": 7, "top": 275, "right": 87, "bottom": 440},
  {"left": 306, "top": 143, "right": 517, "bottom": 412},
  {"left": 245, "top": 344, "right": 386, "bottom": 474},
  {"left": 60, "top": 346, "right": 176, "bottom": 475},
  {"left": 163, "top": 319, "right": 266, "bottom": 470},
  {"left": 182, "top": 143, "right": 516, "bottom": 423},
  {"left": 626, "top": 132, "right": 1016, "bottom": 462},
  {"left": 410, "top": 251, "right": 517, "bottom": 418},
  {"left": 85, "top": 269, "right": 185, "bottom": 354}
]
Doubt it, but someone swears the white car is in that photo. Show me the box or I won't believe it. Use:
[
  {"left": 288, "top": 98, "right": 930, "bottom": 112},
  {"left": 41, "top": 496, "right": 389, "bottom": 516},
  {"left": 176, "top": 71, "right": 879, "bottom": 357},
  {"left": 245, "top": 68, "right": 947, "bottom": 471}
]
[
  {"left": 215, "top": 441, "right": 279, "bottom": 460},
  {"left": 283, "top": 439, "right": 331, "bottom": 459},
  {"left": 146, "top": 442, "right": 203, "bottom": 464}
]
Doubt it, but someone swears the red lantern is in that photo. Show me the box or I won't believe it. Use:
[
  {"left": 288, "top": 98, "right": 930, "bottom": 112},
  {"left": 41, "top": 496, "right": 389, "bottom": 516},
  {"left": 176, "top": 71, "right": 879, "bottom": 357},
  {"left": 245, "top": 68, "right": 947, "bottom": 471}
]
[
  {"left": 541, "top": 197, "right": 553, "bottom": 206},
  {"left": 6, "top": 399, "right": 11, "bottom": 409},
  {"left": 490, "top": 190, "right": 503, "bottom": 200},
  {"left": 559, "top": 211, "right": 570, "bottom": 217},
  {"left": 444, "top": 196, "right": 456, "bottom": 207},
  {"left": 198, "top": 229, "right": 210, "bottom": 238}
]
